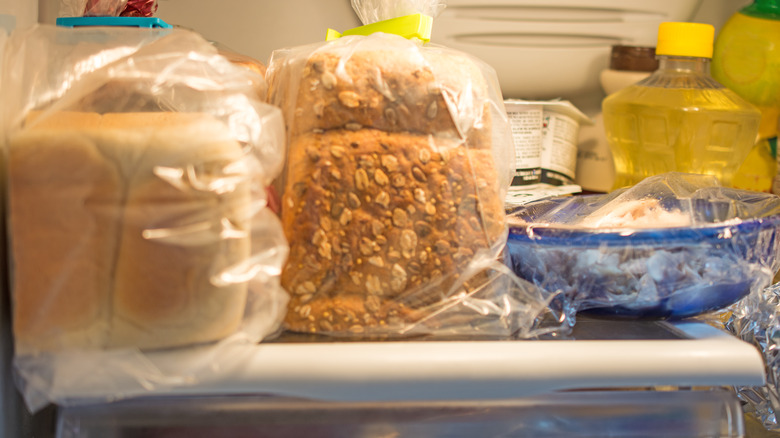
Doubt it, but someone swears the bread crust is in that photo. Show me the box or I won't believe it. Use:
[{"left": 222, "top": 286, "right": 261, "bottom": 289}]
[
  {"left": 10, "top": 127, "right": 121, "bottom": 350},
  {"left": 9, "top": 112, "right": 251, "bottom": 352},
  {"left": 281, "top": 129, "right": 504, "bottom": 334}
]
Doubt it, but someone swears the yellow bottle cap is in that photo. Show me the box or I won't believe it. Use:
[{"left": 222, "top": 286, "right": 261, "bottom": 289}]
[
  {"left": 326, "top": 13, "right": 433, "bottom": 43},
  {"left": 656, "top": 22, "right": 715, "bottom": 58}
]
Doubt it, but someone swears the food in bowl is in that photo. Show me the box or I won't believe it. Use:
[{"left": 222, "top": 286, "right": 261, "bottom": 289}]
[{"left": 504, "top": 173, "right": 780, "bottom": 318}]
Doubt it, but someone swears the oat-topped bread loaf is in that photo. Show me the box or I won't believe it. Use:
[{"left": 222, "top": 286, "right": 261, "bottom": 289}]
[
  {"left": 9, "top": 111, "right": 252, "bottom": 353},
  {"left": 281, "top": 129, "right": 505, "bottom": 332},
  {"left": 269, "top": 43, "right": 492, "bottom": 143},
  {"left": 268, "top": 32, "right": 513, "bottom": 336}
]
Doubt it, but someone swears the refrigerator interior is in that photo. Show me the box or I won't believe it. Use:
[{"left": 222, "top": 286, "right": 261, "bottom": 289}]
[
  {"left": 35, "top": 0, "right": 747, "bottom": 74},
  {"left": 0, "top": 0, "right": 773, "bottom": 436},
  {"left": 55, "top": 389, "right": 747, "bottom": 438},
  {"left": 5, "top": 318, "right": 770, "bottom": 437}
]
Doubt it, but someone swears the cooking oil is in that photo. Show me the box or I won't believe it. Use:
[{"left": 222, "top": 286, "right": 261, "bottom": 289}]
[
  {"left": 604, "top": 86, "right": 761, "bottom": 188},
  {"left": 602, "top": 22, "right": 761, "bottom": 189}
]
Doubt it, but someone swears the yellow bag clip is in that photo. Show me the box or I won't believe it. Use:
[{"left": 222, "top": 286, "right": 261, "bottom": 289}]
[{"left": 326, "top": 13, "right": 433, "bottom": 43}]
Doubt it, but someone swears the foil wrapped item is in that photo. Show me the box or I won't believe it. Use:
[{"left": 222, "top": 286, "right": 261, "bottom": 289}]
[{"left": 724, "top": 283, "right": 780, "bottom": 431}]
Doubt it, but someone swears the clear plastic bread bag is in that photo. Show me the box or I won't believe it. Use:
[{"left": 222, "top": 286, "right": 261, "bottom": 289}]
[
  {"left": 266, "top": 0, "right": 566, "bottom": 339},
  {"left": 506, "top": 172, "right": 780, "bottom": 320},
  {"left": 0, "top": 23, "right": 288, "bottom": 412}
]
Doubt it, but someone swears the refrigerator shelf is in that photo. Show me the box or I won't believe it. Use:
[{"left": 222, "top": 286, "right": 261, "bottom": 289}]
[{"left": 52, "top": 319, "right": 765, "bottom": 404}]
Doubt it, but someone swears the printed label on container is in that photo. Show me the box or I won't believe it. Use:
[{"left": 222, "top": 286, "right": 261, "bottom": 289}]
[
  {"left": 505, "top": 99, "right": 591, "bottom": 187},
  {"left": 540, "top": 111, "right": 579, "bottom": 186},
  {"left": 505, "top": 102, "right": 542, "bottom": 185}
]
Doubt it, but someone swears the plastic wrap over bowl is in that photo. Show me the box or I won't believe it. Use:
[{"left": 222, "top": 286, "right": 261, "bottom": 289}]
[{"left": 505, "top": 173, "right": 780, "bottom": 319}]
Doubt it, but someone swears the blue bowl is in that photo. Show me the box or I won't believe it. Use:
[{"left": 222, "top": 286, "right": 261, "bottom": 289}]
[{"left": 505, "top": 196, "right": 780, "bottom": 319}]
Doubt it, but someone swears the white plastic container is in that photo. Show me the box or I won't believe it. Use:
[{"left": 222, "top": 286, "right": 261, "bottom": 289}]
[{"left": 505, "top": 99, "right": 591, "bottom": 186}]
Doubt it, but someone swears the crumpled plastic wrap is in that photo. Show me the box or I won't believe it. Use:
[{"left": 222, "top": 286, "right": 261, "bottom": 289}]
[
  {"left": 60, "top": 0, "right": 125, "bottom": 17},
  {"left": 351, "top": 0, "right": 447, "bottom": 24},
  {"left": 120, "top": 0, "right": 158, "bottom": 17},
  {"left": 59, "top": 0, "right": 157, "bottom": 18},
  {"left": 265, "top": 0, "right": 566, "bottom": 339},
  {"left": 1, "top": 24, "right": 288, "bottom": 412},
  {"left": 506, "top": 173, "right": 780, "bottom": 319}
]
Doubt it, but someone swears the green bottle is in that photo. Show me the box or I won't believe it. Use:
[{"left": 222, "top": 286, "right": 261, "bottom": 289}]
[{"left": 712, "top": 0, "right": 780, "bottom": 140}]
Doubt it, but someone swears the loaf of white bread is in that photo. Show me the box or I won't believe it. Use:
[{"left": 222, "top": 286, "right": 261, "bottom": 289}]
[
  {"left": 269, "top": 36, "right": 507, "bottom": 335},
  {"left": 9, "top": 111, "right": 252, "bottom": 353}
]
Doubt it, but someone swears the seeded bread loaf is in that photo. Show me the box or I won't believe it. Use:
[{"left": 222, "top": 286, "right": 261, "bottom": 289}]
[
  {"left": 281, "top": 129, "right": 505, "bottom": 333},
  {"left": 268, "top": 39, "right": 492, "bottom": 146},
  {"left": 272, "top": 36, "right": 508, "bottom": 335},
  {"left": 9, "top": 111, "right": 251, "bottom": 353}
]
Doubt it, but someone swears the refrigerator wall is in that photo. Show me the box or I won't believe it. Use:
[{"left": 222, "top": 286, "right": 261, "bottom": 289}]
[
  {"left": 0, "top": 3, "right": 36, "bottom": 438},
  {"left": 0, "top": 0, "right": 36, "bottom": 29},
  {"left": 32, "top": 0, "right": 748, "bottom": 70},
  {"left": 37, "top": 0, "right": 361, "bottom": 64}
]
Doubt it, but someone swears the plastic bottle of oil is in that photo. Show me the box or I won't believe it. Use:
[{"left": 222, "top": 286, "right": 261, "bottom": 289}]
[
  {"left": 602, "top": 22, "right": 761, "bottom": 189},
  {"left": 576, "top": 45, "right": 658, "bottom": 193}
]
